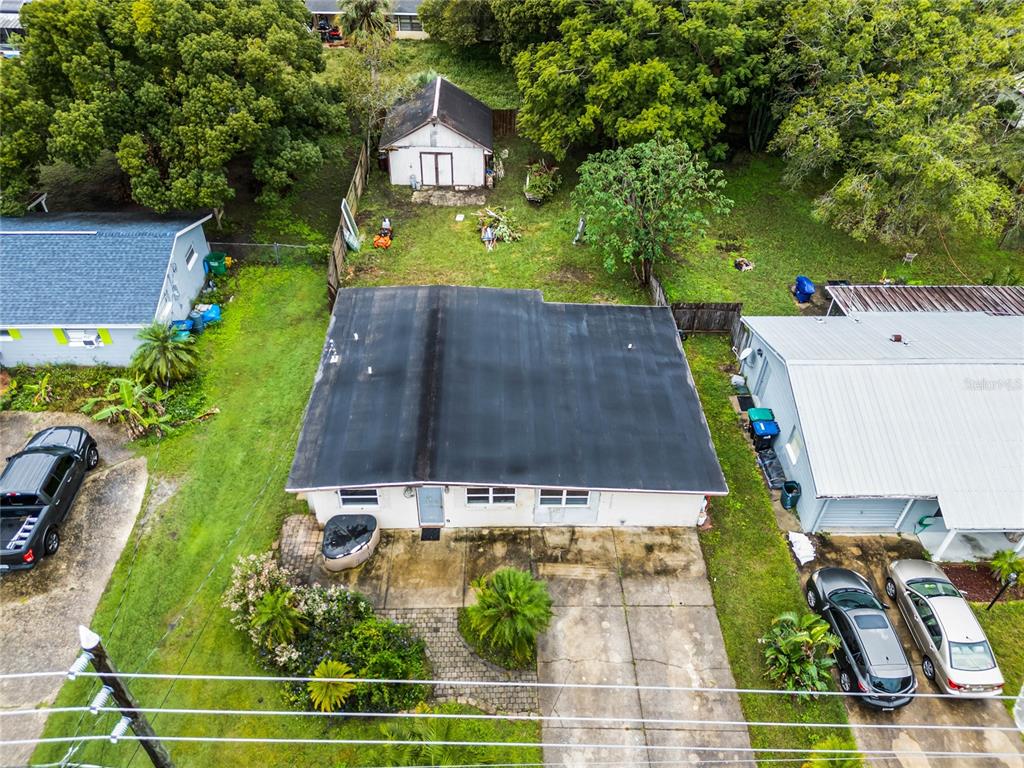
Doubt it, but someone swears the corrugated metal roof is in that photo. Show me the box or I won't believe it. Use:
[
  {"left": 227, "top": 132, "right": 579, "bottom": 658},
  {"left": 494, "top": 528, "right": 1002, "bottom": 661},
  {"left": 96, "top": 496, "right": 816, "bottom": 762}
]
[
  {"left": 827, "top": 284, "right": 1024, "bottom": 316},
  {"left": 0, "top": 11, "right": 22, "bottom": 29},
  {"left": 746, "top": 313, "right": 1024, "bottom": 532}
]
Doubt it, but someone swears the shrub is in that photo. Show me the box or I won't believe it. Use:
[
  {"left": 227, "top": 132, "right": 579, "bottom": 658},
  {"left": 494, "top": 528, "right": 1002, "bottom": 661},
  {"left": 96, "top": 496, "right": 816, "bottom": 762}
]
[
  {"left": 307, "top": 659, "right": 356, "bottom": 713},
  {"left": 465, "top": 568, "right": 552, "bottom": 667},
  {"left": 347, "top": 617, "right": 430, "bottom": 712},
  {"left": 523, "top": 161, "right": 561, "bottom": 204},
  {"left": 132, "top": 323, "right": 200, "bottom": 385},
  {"left": 802, "top": 735, "right": 863, "bottom": 767},
  {"left": 80, "top": 376, "right": 173, "bottom": 440},
  {"left": 223, "top": 553, "right": 295, "bottom": 644},
  {"left": 760, "top": 611, "right": 840, "bottom": 697},
  {"left": 250, "top": 589, "right": 308, "bottom": 649},
  {"left": 374, "top": 703, "right": 485, "bottom": 766},
  {"left": 990, "top": 549, "right": 1024, "bottom": 585},
  {"left": 4, "top": 364, "right": 121, "bottom": 412}
]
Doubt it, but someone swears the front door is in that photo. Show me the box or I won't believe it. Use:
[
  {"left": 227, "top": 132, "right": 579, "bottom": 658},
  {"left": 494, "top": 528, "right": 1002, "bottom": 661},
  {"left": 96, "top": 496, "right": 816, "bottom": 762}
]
[
  {"left": 416, "top": 486, "right": 445, "bottom": 527},
  {"left": 419, "top": 153, "right": 454, "bottom": 188}
]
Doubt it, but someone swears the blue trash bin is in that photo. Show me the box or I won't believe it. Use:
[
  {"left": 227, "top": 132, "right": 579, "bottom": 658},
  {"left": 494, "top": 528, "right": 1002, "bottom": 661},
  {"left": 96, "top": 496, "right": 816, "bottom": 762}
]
[{"left": 794, "top": 275, "right": 816, "bottom": 303}]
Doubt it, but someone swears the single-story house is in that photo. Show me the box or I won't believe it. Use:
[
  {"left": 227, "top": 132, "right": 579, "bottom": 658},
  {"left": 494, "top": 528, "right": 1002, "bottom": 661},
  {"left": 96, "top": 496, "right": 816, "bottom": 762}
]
[
  {"left": 0, "top": 213, "right": 212, "bottom": 367},
  {"left": 288, "top": 286, "right": 727, "bottom": 530},
  {"left": 825, "top": 284, "right": 1024, "bottom": 317},
  {"left": 0, "top": 0, "right": 27, "bottom": 45},
  {"left": 390, "top": 0, "right": 425, "bottom": 39},
  {"left": 738, "top": 311, "right": 1024, "bottom": 561},
  {"left": 380, "top": 77, "right": 492, "bottom": 190}
]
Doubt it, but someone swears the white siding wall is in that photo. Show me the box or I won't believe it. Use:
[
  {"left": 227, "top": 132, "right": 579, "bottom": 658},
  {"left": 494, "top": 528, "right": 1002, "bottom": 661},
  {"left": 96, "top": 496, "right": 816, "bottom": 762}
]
[
  {"left": 305, "top": 486, "right": 707, "bottom": 529},
  {"left": 0, "top": 326, "right": 143, "bottom": 367},
  {"left": 387, "top": 123, "right": 487, "bottom": 189},
  {"left": 155, "top": 223, "right": 211, "bottom": 323}
]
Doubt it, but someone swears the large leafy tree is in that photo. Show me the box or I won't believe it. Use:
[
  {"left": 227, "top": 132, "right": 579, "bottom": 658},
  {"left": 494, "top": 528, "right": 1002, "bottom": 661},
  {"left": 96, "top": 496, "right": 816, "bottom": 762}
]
[
  {"left": 490, "top": 0, "right": 566, "bottom": 65},
  {"left": 513, "top": 0, "right": 774, "bottom": 160},
  {"left": 770, "top": 0, "right": 1024, "bottom": 248},
  {"left": 573, "top": 140, "right": 732, "bottom": 286},
  {"left": 1, "top": 0, "right": 343, "bottom": 215},
  {"left": 418, "top": 0, "right": 495, "bottom": 48}
]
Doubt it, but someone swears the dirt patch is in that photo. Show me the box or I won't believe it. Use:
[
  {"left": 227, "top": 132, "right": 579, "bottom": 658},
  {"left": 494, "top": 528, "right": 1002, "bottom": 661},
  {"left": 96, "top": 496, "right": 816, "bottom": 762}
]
[
  {"left": 943, "top": 562, "right": 1024, "bottom": 603},
  {"left": 546, "top": 265, "right": 595, "bottom": 285},
  {"left": 715, "top": 241, "right": 744, "bottom": 253},
  {"left": 806, "top": 533, "right": 927, "bottom": 577}
]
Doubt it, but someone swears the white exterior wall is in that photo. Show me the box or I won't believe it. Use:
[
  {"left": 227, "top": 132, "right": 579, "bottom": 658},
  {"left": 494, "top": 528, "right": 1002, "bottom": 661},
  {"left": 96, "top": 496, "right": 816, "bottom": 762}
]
[
  {"left": 386, "top": 123, "right": 487, "bottom": 189},
  {"left": 0, "top": 326, "right": 143, "bottom": 367},
  {"left": 305, "top": 486, "right": 707, "bottom": 529},
  {"left": 155, "top": 222, "right": 211, "bottom": 323}
]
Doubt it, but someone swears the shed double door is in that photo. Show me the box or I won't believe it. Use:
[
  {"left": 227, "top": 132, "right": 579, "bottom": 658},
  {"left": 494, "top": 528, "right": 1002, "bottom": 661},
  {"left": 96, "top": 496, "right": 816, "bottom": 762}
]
[{"left": 420, "top": 152, "right": 454, "bottom": 187}]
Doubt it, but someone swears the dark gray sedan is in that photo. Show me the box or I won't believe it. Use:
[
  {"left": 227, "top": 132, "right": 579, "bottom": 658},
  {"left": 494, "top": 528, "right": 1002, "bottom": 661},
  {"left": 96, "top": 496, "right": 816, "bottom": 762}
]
[{"left": 806, "top": 567, "right": 916, "bottom": 709}]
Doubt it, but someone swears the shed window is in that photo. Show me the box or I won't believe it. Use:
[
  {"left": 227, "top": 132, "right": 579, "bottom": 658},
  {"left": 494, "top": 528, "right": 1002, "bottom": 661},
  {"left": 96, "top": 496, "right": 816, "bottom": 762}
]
[
  {"left": 785, "top": 427, "right": 803, "bottom": 465},
  {"left": 185, "top": 245, "right": 200, "bottom": 270},
  {"left": 395, "top": 14, "right": 422, "bottom": 31},
  {"left": 65, "top": 329, "right": 103, "bottom": 348},
  {"left": 338, "top": 489, "right": 379, "bottom": 507},
  {"left": 0, "top": 329, "right": 16, "bottom": 341},
  {"left": 467, "top": 487, "right": 516, "bottom": 505},
  {"left": 539, "top": 489, "right": 590, "bottom": 507}
]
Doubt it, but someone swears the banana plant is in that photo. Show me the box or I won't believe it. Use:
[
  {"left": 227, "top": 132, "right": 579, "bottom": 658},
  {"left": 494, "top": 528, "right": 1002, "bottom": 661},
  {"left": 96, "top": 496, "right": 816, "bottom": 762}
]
[{"left": 81, "top": 377, "right": 172, "bottom": 440}]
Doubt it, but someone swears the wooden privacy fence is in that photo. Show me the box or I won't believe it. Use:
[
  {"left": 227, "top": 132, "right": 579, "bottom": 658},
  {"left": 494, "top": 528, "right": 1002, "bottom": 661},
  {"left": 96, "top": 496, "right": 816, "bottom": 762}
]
[
  {"left": 328, "top": 142, "right": 371, "bottom": 307},
  {"left": 492, "top": 109, "right": 518, "bottom": 138},
  {"left": 672, "top": 302, "right": 744, "bottom": 339}
]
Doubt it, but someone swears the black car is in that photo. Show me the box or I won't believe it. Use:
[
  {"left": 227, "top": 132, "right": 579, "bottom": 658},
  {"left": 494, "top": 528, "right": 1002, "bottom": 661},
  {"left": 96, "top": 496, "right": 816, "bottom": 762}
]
[
  {"left": 806, "top": 567, "right": 917, "bottom": 709},
  {"left": 0, "top": 427, "right": 99, "bottom": 571}
]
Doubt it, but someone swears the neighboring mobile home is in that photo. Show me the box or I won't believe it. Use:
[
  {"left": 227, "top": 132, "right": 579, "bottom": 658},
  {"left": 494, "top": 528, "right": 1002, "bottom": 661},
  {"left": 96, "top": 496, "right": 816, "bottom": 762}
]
[
  {"left": 0, "top": 213, "right": 211, "bottom": 367},
  {"left": 288, "top": 286, "right": 727, "bottom": 530},
  {"left": 738, "top": 311, "right": 1024, "bottom": 561},
  {"left": 380, "top": 77, "right": 492, "bottom": 189}
]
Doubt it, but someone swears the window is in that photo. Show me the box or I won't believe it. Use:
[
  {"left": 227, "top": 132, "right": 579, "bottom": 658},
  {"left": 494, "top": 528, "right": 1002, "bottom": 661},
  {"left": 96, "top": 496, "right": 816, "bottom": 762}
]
[
  {"left": 338, "top": 489, "right": 379, "bottom": 507},
  {"left": 910, "top": 594, "right": 943, "bottom": 647},
  {"left": 950, "top": 640, "right": 996, "bottom": 671},
  {"left": 466, "top": 487, "right": 516, "bottom": 505},
  {"left": 185, "top": 246, "right": 199, "bottom": 270},
  {"left": 539, "top": 489, "right": 590, "bottom": 507},
  {"left": 784, "top": 426, "right": 803, "bottom": 464},
  {"left": 0, "top": 329, "right": 16, "bottom": 342},
  {"left": 41, "top": 460, "right": 70, "bottom": 499},
  {"left": 395, "top": 14, "right": 422, "bottom": 31},
  {"left": 65, "top": 329, "right": 103, "bottom": 347}
]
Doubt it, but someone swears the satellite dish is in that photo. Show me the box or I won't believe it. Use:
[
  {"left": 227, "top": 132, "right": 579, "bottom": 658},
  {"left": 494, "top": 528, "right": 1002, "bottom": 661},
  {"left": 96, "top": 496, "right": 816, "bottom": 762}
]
[{"left": 737, "top": 347, "right": 753, "bottom": 362}]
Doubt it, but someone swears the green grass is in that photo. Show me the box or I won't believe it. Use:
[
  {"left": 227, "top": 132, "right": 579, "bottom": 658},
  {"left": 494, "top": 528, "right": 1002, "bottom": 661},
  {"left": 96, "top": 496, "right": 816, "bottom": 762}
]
[
  {"left": 660, "top": 154, "right": 1019, "bottom": 314},
  {"left": 973, "top": 601, "right": 1024, "bottom": 715},
  {"left": 687, "top": 334, "right": 852, "bottom": 758},
  {"left": 345, "top": 137, "right": 646, "bottom": 304},
  {"left": 34, "top": 267, "right": 540, "bottom": 767}
]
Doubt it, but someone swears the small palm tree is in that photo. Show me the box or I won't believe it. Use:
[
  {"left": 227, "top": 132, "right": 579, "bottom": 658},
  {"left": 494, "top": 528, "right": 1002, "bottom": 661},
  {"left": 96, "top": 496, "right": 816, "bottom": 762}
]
[
  {"left": 338, "top": 0, "right": 391, "bottom": 48},
  {"left": 375, "top": 704, "right": 485, "bottom": 766},
  {"left": 802, "top": 735, "right": 863, "bottom": 767},
  {"left": 990, "top": 549, "right": 1023, "bottom": 585},
  {"left": 307, "top": 659, "right": 355, "bottom": 713},
  {"left": 81, "top": 377, "right": 171, "bottom": 439},
  {"left": 132, "top": 323, "right": 199, "bottom": 385},
  {"left": 250, "top": 589, "right": 308, "bottom": 649},
  {"left": 466, "top": 568, "right": 553, "bottom": 665}
]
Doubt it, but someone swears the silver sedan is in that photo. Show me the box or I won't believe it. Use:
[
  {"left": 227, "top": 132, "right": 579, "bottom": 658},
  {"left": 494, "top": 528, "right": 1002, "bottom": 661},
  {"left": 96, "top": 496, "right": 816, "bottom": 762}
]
[{"left": 885, "top": 559, "right": 1004, "bottom": 697}]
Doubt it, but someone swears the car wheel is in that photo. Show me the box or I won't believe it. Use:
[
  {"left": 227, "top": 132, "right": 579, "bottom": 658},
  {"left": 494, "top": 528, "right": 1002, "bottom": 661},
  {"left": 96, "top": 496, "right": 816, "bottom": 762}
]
[
  {"left": 839, "top": 670, "right": 853, "bottom": 693},
  {"left": 885, "top": 578, "right": 897, "bottom": 600},
  {"left": 86, "top": 444, "right": 100, "bottom": 470},
  {"left": 805, "top": 586, "right": 819, "bottom": 611},
  {"left": 922, "top": 656, "right": 936, "bottom": 681},
  {"left": 43, "top": 527, "right": 60, "bottom": 556}
]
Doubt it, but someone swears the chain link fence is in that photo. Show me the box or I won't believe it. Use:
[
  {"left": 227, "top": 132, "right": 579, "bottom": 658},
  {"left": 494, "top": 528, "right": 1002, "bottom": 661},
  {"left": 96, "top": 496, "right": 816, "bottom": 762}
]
[{"left": 207, "top": 241, "right": 329, "bottom": 267}]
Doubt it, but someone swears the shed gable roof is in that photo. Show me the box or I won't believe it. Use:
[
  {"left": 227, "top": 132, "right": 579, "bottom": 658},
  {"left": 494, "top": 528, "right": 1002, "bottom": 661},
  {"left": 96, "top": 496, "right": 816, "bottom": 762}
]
[{"left": 380, "top": 77, "right": 493, "bottom": 150}]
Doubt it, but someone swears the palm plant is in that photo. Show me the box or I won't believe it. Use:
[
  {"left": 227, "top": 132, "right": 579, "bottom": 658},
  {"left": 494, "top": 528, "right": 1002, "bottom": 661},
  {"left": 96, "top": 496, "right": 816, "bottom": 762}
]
[
  {"left": 250, "top": 588, "right": 308, "bottom": 649},
  {"left": 990, "top": 549, "right": 1023, "bottom": 585},
  {"left": 802, "top": 735, "right": 863, "bottom": 767},
  {"left": 760, "top": 611, "right": 840, "bottom": 697},
  {"left": 375, "top": 704, "right": 486, "bottom": 766},
  {"left": 81, "top": 377, "right": 171, "bottom": 439},
  {"left": 132, "top": 322, "right": 199, "bottom": 385},
  {"left": 307, "top": 659, "right": 355, "bottom": 712},
  {"left": 466, "top": 568, "right": 553, "bottom": 665},
  {"left": 338, "top": 0, "right": 392, "bottom": 48}
]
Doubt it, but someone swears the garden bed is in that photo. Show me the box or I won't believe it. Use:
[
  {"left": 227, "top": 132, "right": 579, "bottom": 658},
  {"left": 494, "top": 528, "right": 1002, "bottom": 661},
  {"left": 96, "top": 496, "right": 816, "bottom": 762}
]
[{"left": 945, "top": 562, "right": 1024, "bottom": 602}]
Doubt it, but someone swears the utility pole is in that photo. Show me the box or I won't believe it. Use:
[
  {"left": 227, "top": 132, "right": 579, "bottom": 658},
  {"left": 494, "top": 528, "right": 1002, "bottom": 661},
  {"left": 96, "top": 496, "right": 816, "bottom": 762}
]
[{"left": 72, "top": 625, "right": 176, "bottom": 768}]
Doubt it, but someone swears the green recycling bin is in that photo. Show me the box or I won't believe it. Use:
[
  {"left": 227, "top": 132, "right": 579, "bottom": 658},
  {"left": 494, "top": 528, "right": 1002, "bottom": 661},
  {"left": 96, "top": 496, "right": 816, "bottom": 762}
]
[
  {"left": 748, "top": 407, "right": 775, "bottom": 423},
  {"left": 204, "top": 251, "right": 227, "bottom": 275},
  {"left": 781, "top": 481, "right": 801, "bottom": 510}
]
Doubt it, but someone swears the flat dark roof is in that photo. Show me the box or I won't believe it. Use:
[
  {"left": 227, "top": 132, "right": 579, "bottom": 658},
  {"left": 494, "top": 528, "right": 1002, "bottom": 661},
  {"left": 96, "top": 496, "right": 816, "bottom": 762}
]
[{"left": 288, "top": 287, "right": 727, "bottom": 495}]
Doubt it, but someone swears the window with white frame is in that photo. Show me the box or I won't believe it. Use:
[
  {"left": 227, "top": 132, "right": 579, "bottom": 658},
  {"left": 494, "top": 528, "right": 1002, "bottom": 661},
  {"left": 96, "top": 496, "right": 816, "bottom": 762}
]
[
  {"left": 65, "top": 329, "right": 103, "bottom": 347},
  {"left": 784, "top": 426, "right": 803, "bottom": 465},
  {"left": 0, "top": 330, "right": 15, "bottom": 342},
  {"left": 185, "top": 245, "right": 199, "bottom": 270},
  {"left": 466, "top": 487, "right": 516, "bottom": 505},
  {"left": 538, "top": 489, "right": 591, "bottom": 507},
  {"left": 338, "top": 488, "right": 379, "bottom": 507},
  {"left": 395, "top": 14, "right": 422, "bottom": 31}
]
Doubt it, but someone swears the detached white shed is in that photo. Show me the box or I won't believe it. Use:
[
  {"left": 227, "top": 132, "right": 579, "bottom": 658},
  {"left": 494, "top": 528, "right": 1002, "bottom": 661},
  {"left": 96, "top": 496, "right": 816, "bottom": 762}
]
[{"left": 380, "top": 77, "right": 493, "bottom": 190}]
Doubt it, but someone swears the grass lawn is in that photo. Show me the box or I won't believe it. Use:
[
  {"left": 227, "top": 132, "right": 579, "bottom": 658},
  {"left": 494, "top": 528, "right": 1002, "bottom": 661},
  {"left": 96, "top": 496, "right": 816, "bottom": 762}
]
[
  {"left": 34, "top": 267, "right": 539, "bottom": 767},
  {"left": 686, "top": 334, "right": 853, "bottom": 757},
  {"left": 660, "top": 154, "right": 1019, "bottom": 315},
  {"left": 973, "top": 601, "right": 1024, "bottom": 715},
  {"left": 344, "top": 137, "right": 647, "bottom": 305}
]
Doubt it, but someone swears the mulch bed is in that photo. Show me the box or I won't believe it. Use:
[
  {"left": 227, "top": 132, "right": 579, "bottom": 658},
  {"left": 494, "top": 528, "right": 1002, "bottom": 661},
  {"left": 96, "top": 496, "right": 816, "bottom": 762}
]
[{"left": 943, "top": 562, "right": 1023, "bottom": 603}]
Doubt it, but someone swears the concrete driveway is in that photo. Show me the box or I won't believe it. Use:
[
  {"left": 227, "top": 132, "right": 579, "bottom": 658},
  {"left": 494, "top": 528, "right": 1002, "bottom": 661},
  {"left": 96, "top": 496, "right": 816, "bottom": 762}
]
[
  {"left": 0, "top": 412, "right": 147, "bottom": 767},
  {"left": 808, "top": 535, "right": 1023, "bottom": 768},
  {"left": 320, "top": 525, "right": 752, "bottom": 767}
]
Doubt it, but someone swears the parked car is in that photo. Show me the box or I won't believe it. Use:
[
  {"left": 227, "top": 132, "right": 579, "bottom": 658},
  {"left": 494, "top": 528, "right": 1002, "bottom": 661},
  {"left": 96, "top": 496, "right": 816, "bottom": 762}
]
[
  {"left": 886, "top": 559, "right": 1004, "bottom": 697},
  {"left": 806, "top": 567, "right": 916, "bottom": 709},
  {"left": 0, "top": 427, "right": 99, "bottom": 571}
]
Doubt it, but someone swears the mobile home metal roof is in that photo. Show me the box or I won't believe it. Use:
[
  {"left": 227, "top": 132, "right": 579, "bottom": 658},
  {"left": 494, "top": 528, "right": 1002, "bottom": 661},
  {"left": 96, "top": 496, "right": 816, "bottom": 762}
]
[
  {"left": 826, "top": 284, "right": 1024, "bottom": 317},
  {"left": 288, "top": 286, "right": 727, "bottom": 495}
]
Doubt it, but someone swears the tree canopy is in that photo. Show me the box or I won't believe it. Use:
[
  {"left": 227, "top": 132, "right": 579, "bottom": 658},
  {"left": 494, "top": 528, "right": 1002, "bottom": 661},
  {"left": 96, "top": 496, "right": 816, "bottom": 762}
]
[
  {"left": 0, "top": 0, "right": 344, "bottom": 214},
  {"left": 770, "top": 0, "right": 1024, "bottom": 247},
  {"left": 573, "top": 140, "right": 733, "bottom": 286},
  {"left": 418, "top": 0, "right": 496, "bottom": 48},
  {"left": 513, "top": 0, "right": 774, "bottom": 161}
]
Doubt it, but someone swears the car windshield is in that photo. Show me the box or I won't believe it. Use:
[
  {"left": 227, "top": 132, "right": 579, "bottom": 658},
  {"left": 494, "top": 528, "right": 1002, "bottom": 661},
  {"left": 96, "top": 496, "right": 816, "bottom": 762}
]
[
  {"left": 831, "top": 589, "right": 882, "bottom": 610},
  {"left": 950, "top": 641, "right": 996, "bottom": 672},
  {"left": 870, "top": 675, "right": 913, "bottom": 693},
  {"left": 909, "top": 579, "right": 960, "bottom": 598},
  {"left": 853, "top": 614, "right": 888, "bottom": 630}
]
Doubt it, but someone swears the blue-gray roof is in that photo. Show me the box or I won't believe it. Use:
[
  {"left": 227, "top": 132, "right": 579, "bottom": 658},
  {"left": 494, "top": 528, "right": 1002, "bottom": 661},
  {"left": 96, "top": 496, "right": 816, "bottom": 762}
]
[{"left": 0, "top": 213, "right": 204, "bottom": 326}]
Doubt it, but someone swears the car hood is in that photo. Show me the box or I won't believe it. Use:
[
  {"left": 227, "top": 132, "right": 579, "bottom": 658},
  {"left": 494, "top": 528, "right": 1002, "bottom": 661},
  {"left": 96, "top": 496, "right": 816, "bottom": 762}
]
[{"left": 26, "top": 427, "right": 85, "bottom": 453}]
